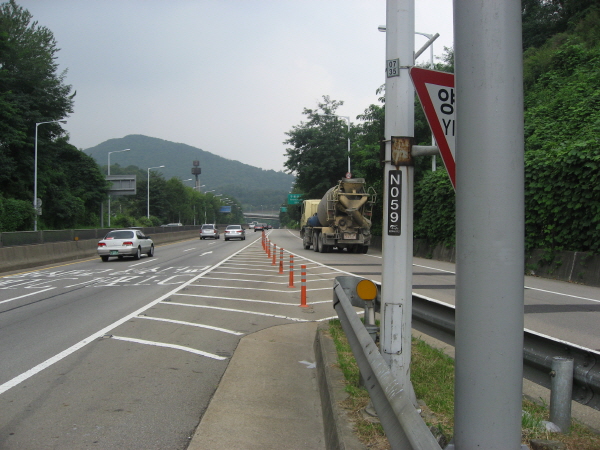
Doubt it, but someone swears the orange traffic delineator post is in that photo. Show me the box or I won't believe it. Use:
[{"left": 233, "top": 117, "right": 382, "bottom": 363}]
[
  {"left": 300, "top": 264, "right": 308, "bottom": 307},
  {"left": 266, "top": 239, "right": 271, "bottom": 257},
  {"left": 262, "top": 231, "right": 266, "bottom": 250},
  {"left": 288, "top": 254, "right": 295, "bottom": 288},
  {"left": 272, "top": 243, "right": 277, "bottom": 265},
  {"left": 278, "top": 248, "right": 284, "bottom": 274}
]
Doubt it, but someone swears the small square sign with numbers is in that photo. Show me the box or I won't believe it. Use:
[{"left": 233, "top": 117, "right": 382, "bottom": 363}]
[{"left": 387, "top": 59, "right": 400, "bottom": 78}]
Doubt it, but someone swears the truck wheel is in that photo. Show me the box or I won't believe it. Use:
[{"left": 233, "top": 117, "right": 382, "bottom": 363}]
[
  {"left": 362, "top": 245, "right": 369, "bottom": 254},
  {"left": 313, "top": 232, "right": 320, "bottom": 252}
]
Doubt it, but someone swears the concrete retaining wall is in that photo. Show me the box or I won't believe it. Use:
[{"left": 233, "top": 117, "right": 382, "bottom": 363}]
[
  {"left": 372, "top": 237, "right": 600, "bottom": 287},
  {"left": 0, "top": 230, "right": 200, "bottom": 274}
]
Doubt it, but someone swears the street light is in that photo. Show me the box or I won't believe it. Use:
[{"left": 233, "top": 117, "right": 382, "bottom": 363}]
[
  {"left": 34, "top": 119, "right": 67, "bottom": 231},
  {"left": 107, "top": 149, "right": 130, "bottom": 227},
  {"left": 147, "top": 165, "right": 165, "bottom": 218},
  {"left": 322, "top": 114, "right": 351, "bottom": 176}
]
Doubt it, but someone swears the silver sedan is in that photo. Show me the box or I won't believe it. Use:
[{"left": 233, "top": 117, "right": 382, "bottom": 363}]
[
  {"left": 224, "top": 225, "right": 246, "bottom": 241},
  {"left": 97, "top": 229, "right": 154, "bottom": 262}
]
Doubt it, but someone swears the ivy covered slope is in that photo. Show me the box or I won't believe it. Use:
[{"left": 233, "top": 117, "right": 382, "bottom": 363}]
[
  {"left": 414, "top": 6, "right": 600, "bottom": 254},
  {"left": 523, "top": 16, "right": 600, "bottom": 253}
]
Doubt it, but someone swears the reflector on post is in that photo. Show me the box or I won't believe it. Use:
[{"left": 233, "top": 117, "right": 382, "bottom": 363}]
[{"left": 356, "top": 279, "right": 377, "bottom": 301}]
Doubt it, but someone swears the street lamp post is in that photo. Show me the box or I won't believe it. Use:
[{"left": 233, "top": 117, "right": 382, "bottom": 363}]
[
  {"left": 147, "top": 165, "right": 165, "bottom": 219},
  {"left": 107, "top": 149, "right": 130, "bottom": 227},
  {"left": 415, "top": 31, "right": 437, "bottom": 171},
  {"left": 34, "top": 120, "right": 67, "bottom": 231},
  {"left": 323, "top": 114, "right": 351, "bottom": 176}
]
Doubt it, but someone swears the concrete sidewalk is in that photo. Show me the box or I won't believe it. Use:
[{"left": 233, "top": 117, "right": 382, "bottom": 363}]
[{"left": 188, "top": 322, "right": 328, "bottom": 450}]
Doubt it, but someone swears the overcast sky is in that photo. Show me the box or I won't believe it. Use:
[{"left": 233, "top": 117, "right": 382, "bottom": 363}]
[{"left": 19, "top": 0, "right": 453, "bottom": 173}]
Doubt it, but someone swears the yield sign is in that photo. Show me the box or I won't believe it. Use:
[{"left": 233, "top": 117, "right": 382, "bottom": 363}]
[{"left": 410, "top": 67, "right": 456, "bottom": 189}]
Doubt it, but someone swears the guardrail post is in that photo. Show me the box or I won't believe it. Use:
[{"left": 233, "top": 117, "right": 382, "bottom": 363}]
[
  {"left": 550, "top": 357, "right": 574, "bottom": 433},
  {"left": 288, "top": 254, "right": 295, "bottom": 288},
  {"left": 300, "top": 265, "right": 308, "bottom": 307}
]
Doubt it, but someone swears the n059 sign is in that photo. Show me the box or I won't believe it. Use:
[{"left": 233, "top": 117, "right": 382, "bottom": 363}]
[{"left": 387, "top": 170, "right": 401, "bottom": 236}]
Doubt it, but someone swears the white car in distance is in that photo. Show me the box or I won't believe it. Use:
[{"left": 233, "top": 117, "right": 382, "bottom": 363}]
[{"left": 97, "top": 229, "right": 154, "bottom": 262}]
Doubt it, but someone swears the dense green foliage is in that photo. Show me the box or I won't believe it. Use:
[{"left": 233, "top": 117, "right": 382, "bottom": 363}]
[
  {"left": 283, "top": 96, "right": 350, "bottom": 199},
  {"left": 524, "top": 38, "right": 600, "bottom": 252},
  {"left": 0, "top": 1, "right": 107, "bottom": 231},
  {"left": 284, "top": 3, "right": 600, "bottom": 253},
  {"left": 107, "top": 164, "right": 245, "bottom": 226}
]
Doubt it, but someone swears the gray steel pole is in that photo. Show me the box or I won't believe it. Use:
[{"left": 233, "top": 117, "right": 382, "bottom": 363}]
[
  {"left": 34, "top": 123, "right": 39, "bottom": 232},
  {"left": 380, "top": 0, "right": 415, "bottom": 401},
  {"left": 33, "top": 120, "right": 66, "bottom": 231},
  {"left": 453, "top": 0, "right": 525, "bottom": 448},
  {"left": 147, "top": 165, "right": 165, "bottom": 219}
]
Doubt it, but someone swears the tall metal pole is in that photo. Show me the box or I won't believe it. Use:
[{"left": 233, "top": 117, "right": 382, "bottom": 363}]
[
  {"left": 33, "top": 120, "right": 66, "bottom": 231},
  {"left": 454, "top": 0, "right": 526, "bottom": 448},
  {"left": 415, "top": 31, "right": 437, "bottom": 171},
  {"left": 147, "top": 165, "right": 165, "bottom": 219},
  {"left": 107, "top": 149, "right": 130, "bottom": 227},
  {"left": 34, "top": 123, "right": 39, "bottom": 232},
  {"left": 380, "top": 0, "right": 415, "bottom": 401}
]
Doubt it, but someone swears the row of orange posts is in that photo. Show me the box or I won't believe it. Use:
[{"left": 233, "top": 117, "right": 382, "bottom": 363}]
[{"left": 261, "top": 230, "right": 308, "bottom": 307}]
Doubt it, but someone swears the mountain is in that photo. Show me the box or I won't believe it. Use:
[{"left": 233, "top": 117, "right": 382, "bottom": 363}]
[{"left": 85, "top": 135, "right": 294, "bottom": 210}]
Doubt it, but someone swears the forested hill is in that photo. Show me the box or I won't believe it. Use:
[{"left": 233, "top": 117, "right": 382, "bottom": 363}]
[
  {"left": 85, "top": 134, "right": 293, "bottom": 190},
  {"left": 85, "top": 135, "right": 294, "bottom": 208}
]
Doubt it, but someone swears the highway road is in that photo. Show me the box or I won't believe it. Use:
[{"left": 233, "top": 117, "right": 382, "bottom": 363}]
[
  {"left": 270, "top": 229, "right": 600, "bottom": 351},
  {"left": 0, "top": 229, "right": 599, "bottom": 448}
]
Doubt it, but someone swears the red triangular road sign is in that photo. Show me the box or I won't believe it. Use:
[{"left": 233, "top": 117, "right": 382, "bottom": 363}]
[{"left": 410, "top": 67, "right": 456, "bottom": 189}]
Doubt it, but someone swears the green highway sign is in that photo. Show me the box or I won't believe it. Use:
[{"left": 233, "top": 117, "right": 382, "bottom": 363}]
[{"left": 287, "top": 193, "right": 303, "bottom": 205}]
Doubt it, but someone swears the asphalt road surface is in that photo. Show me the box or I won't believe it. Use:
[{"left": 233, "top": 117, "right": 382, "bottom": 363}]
[{"left": 0, "top": 229, "right": 599, "bottom": 449}]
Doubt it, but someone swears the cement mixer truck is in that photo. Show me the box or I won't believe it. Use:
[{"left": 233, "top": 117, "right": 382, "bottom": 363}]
[{"left": 300, "top": 178, "right": 376, "bottom": 253}]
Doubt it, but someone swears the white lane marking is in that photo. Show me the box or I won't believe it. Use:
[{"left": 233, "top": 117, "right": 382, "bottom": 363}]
[
  {"left": 200, "top": 251, "right": 213, "bottom": 256},
  {"left": 414, "top": 263, "right": 454, "bottom": 273},
  {"left": 316, "top": 315, "right": 343, "bottom": 322},
  {"left": 183, "top": 248, "right": 196, "bottom": 252},
  {"left": 129, "top": 259, "right": 155, "bottom": 267},
  {"left": 277, "top": 234, "right": 600, "bottom": 304},
  {"left": 0, "top": 288, "right": 56, "bottom": 305},
  {"left": 136, "top": 315, "right": 243, "bottom": 335},
  {"left": 164, "top": 301, "right": 310, "bottom": 322},
  {"left": 524, "top": 287, "right": 600, "bottom": 304},
  {"left": 198, "top": 276, "right": 290, "bottom": 285},
  {"left": 133, "top": 276, "right": 161, "bottom": 285},
  {"left": 0, "top": 240, "right": 258, "bottom": 396},
  {"left": 111, "top": 336, "right": 226, "bottom": 360},
  {"left": 188, "top": 284, "right": 331, "bottom": 292},
  {"left": 174, "top": 293, "right": 300, "bottom": 306}
]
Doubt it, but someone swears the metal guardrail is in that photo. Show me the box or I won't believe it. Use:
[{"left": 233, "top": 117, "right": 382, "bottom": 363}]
[
  {"left": 333, "top": 276, "right": 441, "bottom": 450},
  {"left": 411, "top": 293, "right": 600, "bottom": 411},
  {"left": 0, "top": 225, "right": 202, "bottom": 247},
  {"left": 334, "top": 276, "right": 600, "bottom": 448}
]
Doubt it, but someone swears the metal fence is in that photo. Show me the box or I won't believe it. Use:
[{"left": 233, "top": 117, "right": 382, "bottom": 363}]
[
  {"left": 333, "top": 276, "right": 441, "bottom": 450},
  {"left": 334, "top": 275, "right": 600, "bottom": 448},
  {"left": 0, "top": 226, "right": 202, "bottom": 247}
]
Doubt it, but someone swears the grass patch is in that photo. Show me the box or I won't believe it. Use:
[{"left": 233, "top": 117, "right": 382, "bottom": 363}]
[{"left": 328, "top": 319, "right": 600, "bottom": 449}]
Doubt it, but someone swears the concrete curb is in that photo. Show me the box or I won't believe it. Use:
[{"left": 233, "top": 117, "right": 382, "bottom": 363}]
[{"left": 314, "top": 323, "right": 366, "bottom": 450}]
